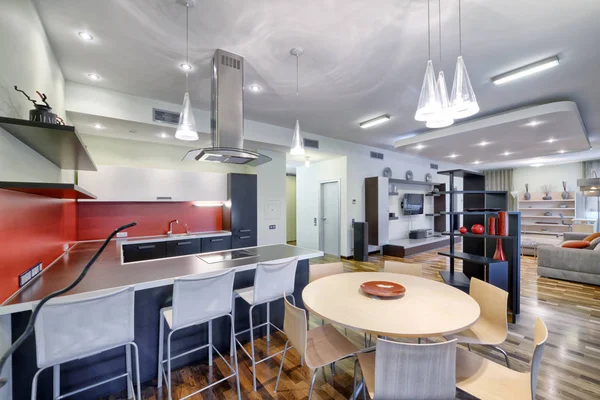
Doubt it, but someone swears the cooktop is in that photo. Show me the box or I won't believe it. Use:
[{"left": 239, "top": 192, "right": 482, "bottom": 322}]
[{"left": 197, "top": 249, "right": 259, "bottom": 264}]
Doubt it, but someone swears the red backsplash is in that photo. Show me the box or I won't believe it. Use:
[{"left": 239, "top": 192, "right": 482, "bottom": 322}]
[
  {"left": 77, "top": 202, "right": 223, "bottom": 240},
  {"left": 0, "top": 189, "right": 77, "bottom": 303}
]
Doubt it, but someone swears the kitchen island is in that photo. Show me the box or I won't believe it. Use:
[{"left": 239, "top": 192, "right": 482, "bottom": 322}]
[{"left": 0, "top": 240, "right": 322, "bottom": 399}]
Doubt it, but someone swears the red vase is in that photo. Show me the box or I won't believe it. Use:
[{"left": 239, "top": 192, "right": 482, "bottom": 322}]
[
  {"left": 498, "top": 211, "right": 509, "bottom": 236},
  {"left": 488, "top": 217, "right": 497, "bottom": 235},
  {"left": 494, "top": 238, "right": 506, "bottom": 261}
]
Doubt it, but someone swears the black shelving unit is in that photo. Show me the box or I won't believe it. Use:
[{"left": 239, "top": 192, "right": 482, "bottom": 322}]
[{"left": 437, "top": 169, "right": 521, "bottom": 323}]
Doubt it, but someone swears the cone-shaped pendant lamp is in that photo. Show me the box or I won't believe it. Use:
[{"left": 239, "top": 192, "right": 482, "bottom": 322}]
[
  {"left": 175, "top": 2, "right": 199, "bottom": 141},
  {"left": 450, "top": 0, "right": 479, "bottom": 119},
  {"left": 426, "top": 71, "right": 454, "bottom": 128},
  {"left": 290, "top": 48, "right": 305, "bottom": 156},
  {"left": 415, "top": 60, "right": 441, "bottom": 122}
]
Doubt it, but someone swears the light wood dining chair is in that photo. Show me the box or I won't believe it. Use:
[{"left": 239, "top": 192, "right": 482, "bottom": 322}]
[
  {"left": 309, "top": 261, "right": 344, "bottom": 282},
  {"left": 445, "top": 277, "right": 510, "bottom": 366},
  {"left": 456, "top": 318, "right": 548, "bottom": 400},
  {"left": 274, "top": 296, "right": 359, "bottom": 399},
  {"left": 383, "top": 260, "right": 423, "bottom": 277},
  {"left": 354, "top": 338, "right": 457, "bottom": 399}
]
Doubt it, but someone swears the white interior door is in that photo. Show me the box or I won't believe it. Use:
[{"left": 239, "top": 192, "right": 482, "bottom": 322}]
[{"left": 320, "top": 181, "right": 340, "bottom": 256}]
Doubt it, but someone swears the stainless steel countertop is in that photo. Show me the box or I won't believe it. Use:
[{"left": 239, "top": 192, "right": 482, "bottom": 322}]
[{"left": 0, "top": 243, "right": 323, "bottom": 315}]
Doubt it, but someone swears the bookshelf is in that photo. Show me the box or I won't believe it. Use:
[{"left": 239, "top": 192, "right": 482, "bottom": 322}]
[{"left": 517, "top": 191, "right": 576, "bottom": 236}]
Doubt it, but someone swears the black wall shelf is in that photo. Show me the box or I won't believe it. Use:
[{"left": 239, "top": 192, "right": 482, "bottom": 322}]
[
  {"left": 389, "top": 178, "right": 440, "bottom": 187},
  {"left": 442, "top": 231, "right": 517, "bottom": 240},
  {"left": 0, "top": 116, "right": 97, "bottom": 171}
]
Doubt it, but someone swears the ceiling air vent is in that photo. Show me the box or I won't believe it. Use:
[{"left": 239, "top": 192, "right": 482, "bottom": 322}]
[
  {"left": 304, "top": 138, "right": 319, "bottom": 149},
  {"left": 221, "top": 54, "right": 241, "bottom": 69},
  {"left": 370, "top": 151, "right": 384, "bottom": 160},
  {"left": 153, "top": 108, "right": 180, "bottom": 125},
  {"left": 430, "top": 163, "right": 439, "bottom": 170}
]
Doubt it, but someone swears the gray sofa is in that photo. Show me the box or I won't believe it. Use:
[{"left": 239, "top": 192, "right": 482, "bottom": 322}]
[{"left": 537, "top": 232, "right": 600, "bottom": 286}]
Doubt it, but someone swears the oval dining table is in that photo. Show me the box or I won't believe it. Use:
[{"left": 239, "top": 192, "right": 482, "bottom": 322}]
[{"left": 302, "top": 272, "right": 481, "bottom": 338}]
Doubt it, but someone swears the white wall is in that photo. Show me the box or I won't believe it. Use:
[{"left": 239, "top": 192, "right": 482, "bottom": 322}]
[
  {"left": 257, "top": 149, "right": 287, "bottom": 246},
  {"left": 513, "top": 162, "right": 583, "bottom": 195},
  {"left": 0, "top": 0, "right": 65, "bottom": 183},
  {"left": 286, "top": 175, "right": 297, "bottom": 242},
  {"left": 296, "top": 157, "right": 348, "bottom": 255}
]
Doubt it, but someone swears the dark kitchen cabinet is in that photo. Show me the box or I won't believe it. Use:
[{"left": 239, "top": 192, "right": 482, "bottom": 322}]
[
  {"left": 224, "top": 174, "right": 257, "bottom": 249},
  {"left": 201, "top": 236, "right": 232, "bottom": 253},
  {"left": 123, "top": 242, "right": 167, "bottom": 263},
  {"left": 166, "top": 238, "right": 202, "bottom": 257}
]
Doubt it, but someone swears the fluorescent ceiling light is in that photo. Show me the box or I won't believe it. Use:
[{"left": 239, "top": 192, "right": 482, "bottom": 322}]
[
  {"left": 78, "top": 32, "right": 93, "bottom": 41},
  {"left": 396, "top": 133, "right": 418, "bottom": 141},
  {"left": 87, "top": 73, "right": 100, "bottom": 80},
  {"left": 530, "top": 163, "right": 544, "bottom": 167},
  {"left": 193, "top": 201, "right": 224, "bottom": 207},
  {"left": 180, "top": 63, "right": 192, "bottom": 71},
  {"left": 249, "top": 84, "right": 261, "bottom": 92},
  {"left": 359, "top": 115, "right": 390, "bottom": 129},
  {"left": 492, "top": 56, "right": 559, "bottom": 85},
  {"left": 447, "top": 153, "right": 459, "bottom": 158}
]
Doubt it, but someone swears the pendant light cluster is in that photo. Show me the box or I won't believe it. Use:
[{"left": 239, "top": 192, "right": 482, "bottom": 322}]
[
  {"left": 415, "top": 0, "right": 479, "bottom": 129},
  {"left": 175, "top": 0, "right": 199, "bottom": 141},
  {"left": 290, "top": 47, "right": 305, "bottom": 156}
]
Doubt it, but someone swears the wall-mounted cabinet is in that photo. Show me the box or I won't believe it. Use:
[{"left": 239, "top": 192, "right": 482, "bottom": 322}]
[{"left": 78, "top": 166, "right": 227, "bottom": 202}]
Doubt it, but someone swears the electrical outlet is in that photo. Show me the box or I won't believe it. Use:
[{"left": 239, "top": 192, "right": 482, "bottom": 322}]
[
  {"left": 19, "top": 262, "right": 42, "bottom": 287},
  {"left": 269, "top": 225, "right": 276, "bottom": 230},
  {"left": 31, "top": 262, "right": 42, "bottom": 277},
  {"left": 63, "top": 243, "right": 69, "bottom": 251},
  {"left": 116, "top": 232, "right": 128, "bottom": 238}
]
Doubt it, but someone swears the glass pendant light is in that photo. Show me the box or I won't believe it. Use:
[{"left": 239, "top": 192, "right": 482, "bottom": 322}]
[
  {"left": 290, "top": 48, "right": 305, "bottom": 156},
  {"left": 415, "top": 0, "right": 441, "bottom": 122},
  {"left": 450, "top": 0, "right": 479, "bottom": 119},
  {"left": 175, "top": 2, "right": 199, "bottom": 141},
  {"left": 426, "top": 0, "right": 454, "bottom": 129}
]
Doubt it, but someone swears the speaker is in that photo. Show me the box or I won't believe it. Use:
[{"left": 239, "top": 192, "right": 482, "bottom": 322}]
[{"left": 353, "top": 222, "right": 368, "bottom": 261}]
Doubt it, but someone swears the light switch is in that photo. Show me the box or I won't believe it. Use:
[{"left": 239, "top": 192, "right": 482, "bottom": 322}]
[{"left": 269, "top": 225, "right": 276, "bottom": 230}]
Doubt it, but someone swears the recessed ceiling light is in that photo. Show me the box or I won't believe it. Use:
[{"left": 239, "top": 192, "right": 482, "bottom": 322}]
[
  {"left": 87, "top": 73, "right": 100, "bottom": 80},
  {"left": 159, "top": 132, "right": 169, "bottom": 139},
  {"left": 478, "top": 141, "right": 490, "bottom": 147},
  {"left": 558, "top": 149, "right": 566, "bottom": 154},
  {"left": 530, "top": 163, "right": 544, "bottom": 167},
  {"left": 249, "top": 84, "right": 261, "bottom": 92},
  {"left": 359, "top": 115, "right": 391, "bottom": 129},
  {"left": 524, "top": 120, "right": 544, "bottom": 128},
  {"left": 492, "top": 55, "right": 559, "bottom": 85},
  {"left": 180, "top": 63, "right": 192, "bottom": 71},
  {"left": 502, "top": 151, "right": 512, "bottom": 156},
  {"left": 546, "top": 138, "right": 556, "bottom": 144},
  {"left": 414, "top": 144, "right": 425, "bottom": 150},
  {"left": 472, "top": 160, "right": 481, "bottom": 165},
  {"left": 447, "top": 153, "right": 459, "bottom": 158},
  {"left": 93, "top": 123, "right": 103, "bottom": 129},
  {"left": 78, "top": 32, "right": 93, "bottom": 41}
]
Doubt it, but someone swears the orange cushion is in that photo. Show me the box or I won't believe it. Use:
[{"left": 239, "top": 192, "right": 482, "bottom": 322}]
[
  {"left": 583, "top": 232, "right": 600, "bottom": 242},
  {"left": 562, "top": 240, "right": 590, "bottom": 249}
]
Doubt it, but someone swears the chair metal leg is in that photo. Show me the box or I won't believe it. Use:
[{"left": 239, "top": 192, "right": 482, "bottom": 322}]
[
  {"left": 31, "top": 367, "right": 45, "bottom": 400},
  {"left": 208, "top": 320, "right": 213, "bottom": 367},
  {"left": 274, "top": 340, "right": 289, "bottom": 393},
  {"left": 249, "top": 304, "right": 257, "bottom": 392},
  {"left": 53, "top": 364, "right": 60, "bottom": 399},
  {"left": 493, "top": 345, "right": 511, "bottom": 368},
  {"left": 308, "top": 369, "right": 318, "bottom": 400},
  {"left": 157, "top": 314, "right": 165, "bottom": 388},
  {"left": 266, "top": 302, "right": 271, "bottom": 343},
  {"left": 231, "top": 294, "right": 236, "bottom": 366},
  {"left": 126, "top": 345, "right": 133, "bottom": 399},
  {"left": 167, "top": 331, "right": 174, "bottom": 400},
  {"left": 131, "top": 342, "right": 142, "bottom": 400},
  {"left": 228, "top": 314, "right": 242, "bottom": 400}
]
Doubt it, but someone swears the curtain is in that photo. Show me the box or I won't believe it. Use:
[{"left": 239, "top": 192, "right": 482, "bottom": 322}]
[
  {"left": 582, "top": 160, "right": 600, "bottom": 229},
  {"left": 484, "top": 168, "right": 515, "bottom": 211}
]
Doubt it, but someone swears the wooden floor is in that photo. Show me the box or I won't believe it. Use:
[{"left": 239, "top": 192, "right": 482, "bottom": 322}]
[{"left": 104, "top": 245, "right": 600, "bottom": 400}]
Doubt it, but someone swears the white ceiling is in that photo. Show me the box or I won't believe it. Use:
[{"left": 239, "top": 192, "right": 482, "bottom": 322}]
[{"left": 34, "top": 0, "right": 600, "bottom": 166}]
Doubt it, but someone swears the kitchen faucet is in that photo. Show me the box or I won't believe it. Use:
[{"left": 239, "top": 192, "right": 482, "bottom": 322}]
[{"left": 167, "top": 219, "right": 179, "bottom": 237}]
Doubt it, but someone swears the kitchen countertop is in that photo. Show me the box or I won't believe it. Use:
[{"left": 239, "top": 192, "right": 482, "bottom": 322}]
[
  {"left": 0, "top": 242, "right": 323, "bottom": 315},
  {"left": 119, "top": 230, "right": 231, "bottom": 245}
]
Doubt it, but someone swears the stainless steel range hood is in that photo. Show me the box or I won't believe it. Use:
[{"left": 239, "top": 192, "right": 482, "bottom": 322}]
[
  {"left": 577, "top": 175, "right": 600, "bottom": 197},
  {"left": 186, "top": 49, "right": 271, "bottom": 166}
]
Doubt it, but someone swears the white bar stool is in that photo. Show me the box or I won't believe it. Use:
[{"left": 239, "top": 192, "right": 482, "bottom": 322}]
[
  {"left": 31, "top": 286, "right": 140, "bottom": 400},
  {"left": 232, "top": 258, "right": 298, "bottom": 391},
  {"left": 157, "top": 269, "right": 241, "bottom": 400}
]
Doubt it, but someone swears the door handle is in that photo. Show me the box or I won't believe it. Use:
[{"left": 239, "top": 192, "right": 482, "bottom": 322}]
[
  {"left": 138, "top": 244, "right": 155, "bottom": 250},
  {"left": 240, "top": 229, "right": 251, "bottom": 233},
  {"left": 211, "top": 238, "right": 224, "bottom": 242},
  {"left": 240, "top": 236, "right": 251, "bottom": 239},
  {"left": 177, "top": 241, "right": 192, "bottom": 246}
]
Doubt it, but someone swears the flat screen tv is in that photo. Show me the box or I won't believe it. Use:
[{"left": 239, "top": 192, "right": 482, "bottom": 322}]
[{"left": 403, "top": 193, "right": 424, "bottom": 215}]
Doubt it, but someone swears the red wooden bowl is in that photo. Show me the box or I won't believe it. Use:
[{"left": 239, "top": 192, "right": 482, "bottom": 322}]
[
  {"left": 471, "top": 224, "right": 485, "bottom": 234},
  {"left": 360, "top": 281, "right": 406, "bottom": 298}
]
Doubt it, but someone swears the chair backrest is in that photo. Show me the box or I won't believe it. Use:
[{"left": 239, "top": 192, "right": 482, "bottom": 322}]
[
  {"left": 374, "top": 338, "right": 457, "bottom": 399},
  {"left": 34, "top": 286, "right": 135, "bottom": 369},
  {"left": 309, "top": 261, "right": 344, "bottom": 282},
  {"left": 469, "top": 278, "right": 508, "bottom": 339},
  {"left": 172, "top": 269, "right": 235, "bottom": 330},
  {"left": 283, "top": 295, "right": 307, "bottom": 361},
  {"left": 253, "top": 258, "right": 298, "bottom": 304},
  {"left": 383, "top": 260, "right": 423, "bottom": 277},
  {"left": 530, "top": 318, "right": 548, "bottom": 399}
]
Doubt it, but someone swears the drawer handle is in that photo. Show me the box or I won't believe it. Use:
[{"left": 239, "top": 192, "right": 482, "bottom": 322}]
[
  {"left": 240, "top": 236, "right": 251, "bottom": 239},
  {"left": 177, "top": 241, "right": 192, "bottom": 246},
  {"left": 211, "top": 238, "right": 224, "bottom": 242},
  {"left": 138, "top": 245, "right": 155, "bottom": 250},
  {"left": 240, "top": 229, "right": 251, "bottom": 233},
  {"left": 156, "top": 196, "right": 172, "bottom": 200}
]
